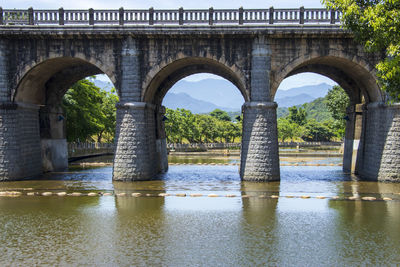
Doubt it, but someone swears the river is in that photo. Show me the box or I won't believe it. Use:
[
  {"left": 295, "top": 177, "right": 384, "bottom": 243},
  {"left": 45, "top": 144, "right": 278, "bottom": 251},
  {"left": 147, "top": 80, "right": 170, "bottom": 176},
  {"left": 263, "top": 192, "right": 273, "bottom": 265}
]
[{"left": 0, "top": 154, "right": 399, "bottom": 266}]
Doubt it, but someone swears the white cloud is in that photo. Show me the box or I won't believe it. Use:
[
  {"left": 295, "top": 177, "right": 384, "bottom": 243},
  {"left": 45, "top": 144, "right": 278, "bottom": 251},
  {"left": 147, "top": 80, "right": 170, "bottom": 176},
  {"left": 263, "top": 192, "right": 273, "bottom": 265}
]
[{"left": 183, "top": 74, "right": 224, "bottom": 82}]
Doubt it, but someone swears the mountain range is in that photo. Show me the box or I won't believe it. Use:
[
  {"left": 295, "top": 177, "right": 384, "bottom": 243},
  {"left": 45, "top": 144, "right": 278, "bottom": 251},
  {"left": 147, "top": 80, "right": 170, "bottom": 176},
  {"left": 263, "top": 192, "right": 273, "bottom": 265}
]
[
  {"left": 91, "top": 76, "right": 334, "bottom": 113},
  {"left": 163, "top": 79, "right": 333, "bottom": 112}
]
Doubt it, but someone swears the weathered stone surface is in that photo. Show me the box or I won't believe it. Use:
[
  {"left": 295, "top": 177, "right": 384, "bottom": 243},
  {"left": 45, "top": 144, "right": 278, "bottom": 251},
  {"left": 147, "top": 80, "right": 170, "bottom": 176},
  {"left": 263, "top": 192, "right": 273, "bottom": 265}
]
[
  {"left": 360, "top": 103, "right": 400, "bottom": 181},
  {"left": 0, "top": 23, "right": 397, "bottom": 182},
  {"left": 112, "top": 102, "right": 158, "bottom": 181},
  {"left": 0, "top": 103, "right": 41, "bottom": 181},
  {"left": 240, "top": 102, "right": 280, "bottom": 181}
]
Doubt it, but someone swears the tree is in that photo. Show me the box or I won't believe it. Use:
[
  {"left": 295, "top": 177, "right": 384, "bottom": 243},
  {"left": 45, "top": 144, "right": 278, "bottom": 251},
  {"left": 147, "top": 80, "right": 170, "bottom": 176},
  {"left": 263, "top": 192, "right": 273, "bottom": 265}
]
[
  {"left": 165, "top": 108, "right": 182, "bottom": 143},
  {"left": 196, "top": 114, "right": 218, "bottom": 143},
  {"left": 277, "top": 118, "right": 303, "bottom": 142},
  {"left": 302, "top": 119, "right": 335, "bottom": 142},
  {"left": 210, "top": 109, "right": 231, "bottom": 121},
  {"left": 63, "top": 79, "right": 119, "bottom": 143},
  {"left": 288, "top": 106, "right": 307, "bottom": 126},
  {"left": 63, "top": 79, "right": 104, "bottom": 142},
  {"left": 99, "top": 88, "right": 119, "bottom": 143},
  {"left": 218, "top": 120, "right": 241, "bottom": 143},
  {"left": 323, "top": 0, "right": 400, "bottom": 101},
  {"left": 325, "top": 85, "right": 350, "bottom": 139}
]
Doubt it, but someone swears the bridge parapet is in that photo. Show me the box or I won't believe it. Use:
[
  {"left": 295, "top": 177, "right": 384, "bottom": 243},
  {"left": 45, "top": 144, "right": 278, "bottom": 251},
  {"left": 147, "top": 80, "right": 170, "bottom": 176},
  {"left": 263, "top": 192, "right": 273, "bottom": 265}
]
[{"left": 0, "top": 7, "right": 341, "bottom": 26}]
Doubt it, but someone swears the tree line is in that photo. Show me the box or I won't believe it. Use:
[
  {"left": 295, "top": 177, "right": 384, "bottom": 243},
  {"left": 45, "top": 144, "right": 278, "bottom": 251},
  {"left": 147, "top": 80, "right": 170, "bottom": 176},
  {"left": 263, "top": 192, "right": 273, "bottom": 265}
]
[
  {"left": 277, "top": 85, "right": 349, "bottom": 142},
  {"left": 62, "top": 79, "right": 349, "bottom": 144},
  {"left": 165, "top": 108, "right": 241, "bottom": 143}
]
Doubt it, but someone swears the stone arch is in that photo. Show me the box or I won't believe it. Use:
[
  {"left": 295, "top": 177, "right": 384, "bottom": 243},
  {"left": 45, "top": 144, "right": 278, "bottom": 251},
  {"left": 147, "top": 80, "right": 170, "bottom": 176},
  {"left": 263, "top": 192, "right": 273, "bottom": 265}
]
[
  {"left": 12, "top": 56, "right": 118, "bottom": 173},
  {"left": 13, "top": 56, "right": 118, "bottom": 105},
  {"left": 141, "top": 56, "right": 249, "bottom": 105},
  {"left": 272, "top": 52, "right": 383, "bottom": 176},
  {"left": 271, "top": 54, "right": 382, "bottom": 104}
]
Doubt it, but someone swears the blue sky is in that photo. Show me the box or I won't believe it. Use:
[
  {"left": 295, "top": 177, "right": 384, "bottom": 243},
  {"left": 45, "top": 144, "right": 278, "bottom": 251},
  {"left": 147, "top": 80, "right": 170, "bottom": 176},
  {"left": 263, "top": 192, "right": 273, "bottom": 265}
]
[
  {"left": 3, "top": 0, "right": 336, "bottom": 90},
  {"left": 4, "top": 0, "right": 325, "bottom": 9}
]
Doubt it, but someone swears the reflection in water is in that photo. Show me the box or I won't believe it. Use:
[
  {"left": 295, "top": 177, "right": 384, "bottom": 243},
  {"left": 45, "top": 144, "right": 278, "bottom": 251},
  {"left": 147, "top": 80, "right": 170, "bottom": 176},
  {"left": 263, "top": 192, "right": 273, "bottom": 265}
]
[{"left": 1, "top": 163, "right": 400, "bottom": 265}]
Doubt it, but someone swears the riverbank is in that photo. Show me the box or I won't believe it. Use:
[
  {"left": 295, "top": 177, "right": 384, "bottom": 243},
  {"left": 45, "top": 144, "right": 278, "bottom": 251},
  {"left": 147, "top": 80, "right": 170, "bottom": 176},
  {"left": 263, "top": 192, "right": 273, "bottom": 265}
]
[{"left": 70, "top": 148, "right": 343, "bottom": 167}]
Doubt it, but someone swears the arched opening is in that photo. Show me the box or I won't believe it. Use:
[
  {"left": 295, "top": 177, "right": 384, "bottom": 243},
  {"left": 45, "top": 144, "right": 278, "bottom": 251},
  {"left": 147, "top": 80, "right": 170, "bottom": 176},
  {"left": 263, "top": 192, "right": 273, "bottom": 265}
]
[
  {"left": 163, "top": 73, "right": 245, "bottom": 166},
  {"left": 13, "top": 57, "right": 118, "bottom": 175},
  {"left": 275, "top": 73, "right": 344, "bottom": 166},
  {"left": 272, "top": 56, "right": 382, "bottom": 176},
  {"left": 141, "top": 57, "right": 247, "bottom": 175},
  {"left": 142, "top": 57, "right": 249, "bottom": 105}
]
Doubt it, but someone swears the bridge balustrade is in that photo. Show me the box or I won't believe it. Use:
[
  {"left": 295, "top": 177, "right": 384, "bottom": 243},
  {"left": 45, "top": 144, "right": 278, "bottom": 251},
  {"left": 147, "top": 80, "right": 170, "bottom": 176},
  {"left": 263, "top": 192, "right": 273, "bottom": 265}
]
[{"left": 0, "top": 7, "right": 342, "bottom": 26}]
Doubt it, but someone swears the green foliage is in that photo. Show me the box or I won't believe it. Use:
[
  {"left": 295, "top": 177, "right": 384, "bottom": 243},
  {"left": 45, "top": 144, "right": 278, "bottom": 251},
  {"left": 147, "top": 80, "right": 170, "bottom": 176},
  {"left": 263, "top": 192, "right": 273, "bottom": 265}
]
[
  {"left": 276, "top": 85, "right": 350, "bottom": 141},
  {"left": 165, "top": 108, "right": 242, "bottom": 143},
  {"left": 288, "top": 106, "right": 307, "bottom": 125},
  {"left": 325, "top": 85, "right": 350, "bottom": 138},
  {"left": 303, "top": 98, "right": 333, "bottom": 122},
  {"left": 277, "top": 118, "right": 304, "bottom": 142},
  {"left": 210, "top": 109, "right": 232, "bottom": 121},
  {"left": 323, "top": 0, "right": 400, "bottom": 101},
  {"left": 62, "top": 79, "right": 118, "bottom": 143},
  {"left": 302, "top": 119, "right": 335, "bottom": 142},
  {"left": 227, "top": 111, "right": 242, "bottom": 121},
  {"left": 326, "top": 86, "right": 350, "bottom": 121},
  {"left": 277, "top": 107, "right": 290, "bottom": 118}
]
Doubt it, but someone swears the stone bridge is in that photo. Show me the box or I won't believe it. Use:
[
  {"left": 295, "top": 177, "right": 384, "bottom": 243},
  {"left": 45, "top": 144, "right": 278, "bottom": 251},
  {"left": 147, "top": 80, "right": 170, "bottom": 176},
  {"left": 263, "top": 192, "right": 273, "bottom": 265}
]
[{"left": 0, "top": 7, "right": 399, "bottom": 182}]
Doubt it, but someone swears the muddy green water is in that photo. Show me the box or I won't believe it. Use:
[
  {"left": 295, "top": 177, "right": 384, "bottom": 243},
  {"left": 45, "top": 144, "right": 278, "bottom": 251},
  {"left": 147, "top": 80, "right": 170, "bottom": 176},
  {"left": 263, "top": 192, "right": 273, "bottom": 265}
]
[{"left": 1, "top": 156, "right": 400, "bottom": 266}]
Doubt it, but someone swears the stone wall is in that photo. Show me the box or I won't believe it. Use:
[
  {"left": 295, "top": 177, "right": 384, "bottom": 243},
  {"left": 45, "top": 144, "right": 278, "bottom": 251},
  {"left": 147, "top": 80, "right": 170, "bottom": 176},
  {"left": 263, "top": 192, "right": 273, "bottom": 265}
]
[
  {"left": 240, "top": 102, "right": 280, "bottom": 181},
  {"left": 0, "top": 103, "right": 41, "bottom": 181},
  {"left": 113, "top": 102, "right": 158, "bottom": 181},
  {"left": 360, "top": 103, "right": 400, "bottom": 181}
]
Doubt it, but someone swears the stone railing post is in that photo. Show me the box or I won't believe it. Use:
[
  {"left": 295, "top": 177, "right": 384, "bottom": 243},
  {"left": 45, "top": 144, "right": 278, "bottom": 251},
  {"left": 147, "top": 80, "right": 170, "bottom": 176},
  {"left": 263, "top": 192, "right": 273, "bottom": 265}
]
[
  {"left": 119, "top": 7, "right": 124, "bottom": 25},
  {"left": 58, "top": 8, "right": 64, "bottom": 25},
  {"left": 330, "top": 9, "right": 335, "bottom": 24},
  {"left": 239, "top": 7, "right": 243, "bottom": 25},
  {"left": 208, "top": 7, "right": 213, "bottom": 25},
  {"left": 269, "top": 7, "right": 274, "bottom": 24},
  {"left": 299, "top": 6, "right": 304, "bottom": 24},
  {"left": 28, "top": 7, "right": 34, "bottom": 25},
  {"left": 179, "top": 7, "right": 184, "bottom": 25},
  {"left": 149, "top": 7, "right": 154, "bottom": 25},
  {"left": 89, "top": 8, "right": 94, "bottom": 25},
  {"left": 0, "top": 7, "right": 3, "bottom": 25}
]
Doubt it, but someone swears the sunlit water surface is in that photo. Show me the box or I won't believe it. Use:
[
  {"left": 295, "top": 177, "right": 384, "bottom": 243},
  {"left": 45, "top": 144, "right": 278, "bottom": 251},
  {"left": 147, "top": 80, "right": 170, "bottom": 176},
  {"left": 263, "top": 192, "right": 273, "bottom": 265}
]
[{"left": 1, "top": 158, "right": 400, "bottom": 266}]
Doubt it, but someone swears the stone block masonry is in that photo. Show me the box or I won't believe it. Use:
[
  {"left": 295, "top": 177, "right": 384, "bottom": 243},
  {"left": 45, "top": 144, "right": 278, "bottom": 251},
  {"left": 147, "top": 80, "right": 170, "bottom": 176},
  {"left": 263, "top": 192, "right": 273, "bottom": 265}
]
[
  {"left": 0, "top": 103, "right": 42, "bottom": 181},
  {"left": 240, "top": 102, "right": 280, "bottom": 181},
  {"left": 0, "top": 40, "right": 9, "bottom": 101},
  {"left": 113, "top": 102, "right": 158, "bottom": 181},
  {"left": 360, "top": 103, "right": 400, "bottom": 181},
  {"left": 0, "top": 18, "right": 397, "bottom": 182}
]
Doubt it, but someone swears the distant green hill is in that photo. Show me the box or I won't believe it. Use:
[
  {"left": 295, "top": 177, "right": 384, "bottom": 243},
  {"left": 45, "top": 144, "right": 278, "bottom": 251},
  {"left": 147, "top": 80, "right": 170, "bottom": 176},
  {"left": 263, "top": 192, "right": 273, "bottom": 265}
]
[
  {"left": 277, "top": 96, "right": 333, "bottom": 122},
  {"left": 304, "top": 97, "right": 333, "bottom": 122}
]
